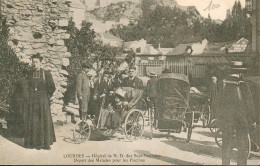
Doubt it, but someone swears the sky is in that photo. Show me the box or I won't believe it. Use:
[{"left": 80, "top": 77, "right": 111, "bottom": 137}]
[{"left": 176, "top": 0, "right": 245, "bottom": 20}]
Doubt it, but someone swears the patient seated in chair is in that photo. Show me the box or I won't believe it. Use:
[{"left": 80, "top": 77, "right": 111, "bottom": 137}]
[{"left": 104, "top": 88, "right": 127, "bottom": 135}]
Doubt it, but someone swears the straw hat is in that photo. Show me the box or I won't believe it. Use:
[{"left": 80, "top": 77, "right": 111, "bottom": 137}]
[{"left": 115, "top": 88, "right": 126, "bottom": 99}]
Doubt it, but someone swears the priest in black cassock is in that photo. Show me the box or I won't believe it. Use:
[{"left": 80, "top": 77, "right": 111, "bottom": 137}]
[{"left": 24, "top": 53, "right": 56, "bottom": 150}]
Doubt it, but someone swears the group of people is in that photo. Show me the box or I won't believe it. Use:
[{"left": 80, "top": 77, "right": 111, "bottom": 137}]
[
  {"left": 8, "top": 52, "right": 256, "bottom": 165},
  {"left": 75, "top": 62, "right": 145, "bottom": 135}
]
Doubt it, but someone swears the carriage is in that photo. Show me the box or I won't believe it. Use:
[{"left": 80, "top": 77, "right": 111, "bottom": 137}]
[
  {"left": 72, "top": 88, "right": 146, "bottom": 143},
  {"left": 189, "top": 88, "right": 211, "bottom": 128},
  {"left": 149, "top": 73, "right": 194, "bottom": 142}
]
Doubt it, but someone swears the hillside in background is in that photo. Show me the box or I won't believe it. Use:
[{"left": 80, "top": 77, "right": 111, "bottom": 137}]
[
  {"left": 86, "top": 0, "right": 251, "bottom": 48},
  {"left": 90, "top": 1, "right": 142, "bottom": 22},
  {"left": 89, "top": 0, "right": 201, "bottom": 22},
  {"left": 108, "top": 0, "right": 251, "bottom": 48}
]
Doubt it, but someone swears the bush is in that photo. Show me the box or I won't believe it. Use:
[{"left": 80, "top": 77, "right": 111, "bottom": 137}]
[{"left": 0, "top": 17, "right": 29, "bottom": 115}]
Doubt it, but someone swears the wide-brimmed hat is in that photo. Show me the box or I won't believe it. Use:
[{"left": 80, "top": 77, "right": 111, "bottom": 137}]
[
  {"left": 230, "top": 61, "right": 247, "bottom": 71},
  {"left": 149, "top": 71, "right": 157, "bottom": 77},
  {"left": 31, "top": 53, "right": 43, "bottom": 61},
  {"left": 115, "top": 88, "right": 126, "bottom": 100},
  {"left": 129, "top": 66, "right": 137, "bottom": 71},
  {"left": 87, "top": 69, "right": 96, "bottom": 76}
]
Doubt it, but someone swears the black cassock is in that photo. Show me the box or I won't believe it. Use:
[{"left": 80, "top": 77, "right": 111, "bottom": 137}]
[{"left": 24, "top": 69, "right": 56, "bottom": 149}]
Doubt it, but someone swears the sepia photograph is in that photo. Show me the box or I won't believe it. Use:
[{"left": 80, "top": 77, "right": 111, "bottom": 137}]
[{"left": 0, "top": 0, "right": 259, "bottom": 165}]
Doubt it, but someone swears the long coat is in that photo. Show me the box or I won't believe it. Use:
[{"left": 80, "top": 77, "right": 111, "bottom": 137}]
[
  {"left": 122, "top": 76, "right": 143, "bottom": 89},
  {"left": 94, "top": 78, "right": 115, "bottom": 109},
  {"left": 147, "top": 78, "right": 157, "bottom": 98},
  {"left": 24, "top": 69, "right": 56, "bottom": 149},
  {"left": 76, "top": 71, "right": 90, "bottom": 113},
  {"left": 218, "top": 75, "right": 256, "bottom": 130}
]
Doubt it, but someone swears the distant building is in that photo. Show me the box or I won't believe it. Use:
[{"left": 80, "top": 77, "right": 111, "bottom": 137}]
[
  {"left": 69, "top": 0, "right": 86, "bottom": 29},
  {"left": 166, "top": 39, "right": 208, "bottom": 56},
  {"left": 124, "top": 39, "right": 160, "bottom": 55},
  {"left": 228, "top": 38, "right": 249, "bottom": 53},
  {"left": 95, "top": 32, "right": 123, "bottom": 47}
]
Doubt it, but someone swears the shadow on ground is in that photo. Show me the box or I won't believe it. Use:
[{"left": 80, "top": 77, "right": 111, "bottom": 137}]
[
  {"left": 0, "top": 128, "right": 24, "bottom": 147},
  {"left": 161, "top": 136, "right": 222, "bottom": 159},
  {"left": 135, "top": 150, "right": 200, "bottom": 165},
  {"left": 196, "top": 130, "right": 216, "bottom": 138}
]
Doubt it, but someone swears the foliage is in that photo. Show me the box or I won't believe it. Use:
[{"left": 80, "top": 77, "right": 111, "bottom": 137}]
[
  {"left": 0, "top": 17, "right": 29, "bottom": 114},
  {"left": 110, "top": 0, "right": 252, "bottom": 48},
  {"left": 63, "top": 19, "right": 125, "bottom": 104}
]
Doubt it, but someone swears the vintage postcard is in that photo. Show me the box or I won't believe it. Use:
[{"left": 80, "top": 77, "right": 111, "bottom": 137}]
[{"left": 0, "top": 0, "right": 259, "bottom": 165}]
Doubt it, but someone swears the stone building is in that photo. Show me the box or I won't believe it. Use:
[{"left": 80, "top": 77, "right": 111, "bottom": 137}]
[
  {"left": 69, "top": 0, "right": 86, "bottom": 29},
  {"left": 1, "top": 0, "right": 72, "bottom": 121}
]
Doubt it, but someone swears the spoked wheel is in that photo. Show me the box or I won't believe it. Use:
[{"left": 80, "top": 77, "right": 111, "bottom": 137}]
[
  {"left": 250, "top": 139, "right": 260, "bottom": 154},
  {"left": 73, "top": 120, "right": 91, "bottom": 144},
  {"left": 186, "top": 111, "right": 194, "bottom": 142},
  {"left": 215, "top": 129, "right": 251, "bottom": 159},
  {"left": 231, "top": 134, "right": 251, "bottom": 159},
  {"left": 202, "top": 105, "right": 211, "bottom": 128},
  {"left": 215, "top": 128, "right": 222, "bottom": 148},
  {"left": 209, "top": 119, "right": 219, "bottom": 134},
  {"left": 124, "top": 109, "right": 145, "bottom": 141}
]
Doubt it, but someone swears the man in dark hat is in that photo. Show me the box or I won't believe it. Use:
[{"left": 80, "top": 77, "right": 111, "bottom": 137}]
[
  {"left": 147, "top": 71, "right": 157, "bottom": 109},
  {"left": 122, "top": 66, "right": 143, "bottom": 89},
  {"left": 162, "top": 68, "right": 171, "bottom": 74},
  {"left": 94, "top": 69, "right": 116, "bottom": 129},
  {"left": 76, "top": 62, "right": 92, "bottom": 119},
  {"left": 219, "top": 61, "right": 256, "bottom": 165}
]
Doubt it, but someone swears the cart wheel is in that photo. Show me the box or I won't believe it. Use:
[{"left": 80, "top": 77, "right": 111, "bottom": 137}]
[
  {"left": 73, "top": 120, "right": 91, "bottom": 144},
  {"left": 215, "top": 129, "right": 251, "bottom": 159},
  {"left": 124, "top": 109, "right": 145, "bottom": 141},
  {"left": 215, "top": 128, "right": 222, "bottom": 148},
  {"left": 209, "top": 119, "right": 219, "bottom": 134},
  {"left": 202, "top": 105, "right": 211, "bottom": 128},
  {"left": 186, "top": 111, "right": 194, "bottom": 142},
  {"left": 231, "top": 134, "right": 251, "bottom": 159},
  {"left": 149, "top": 108, "right": 154, "bottom": 139}
]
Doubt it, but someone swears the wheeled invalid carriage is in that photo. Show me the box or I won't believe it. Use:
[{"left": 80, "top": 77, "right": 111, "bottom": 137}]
[
  {"left": 150, "top": 73, "right": 194, "bottom": 142},
  {"left": 72, "top": 88, "right": 146, "bottom": 143}
]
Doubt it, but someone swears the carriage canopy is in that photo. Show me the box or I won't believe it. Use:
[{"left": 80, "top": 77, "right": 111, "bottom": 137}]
[{"left": 156, "top": 73, "right": 190, "bottom": 121}]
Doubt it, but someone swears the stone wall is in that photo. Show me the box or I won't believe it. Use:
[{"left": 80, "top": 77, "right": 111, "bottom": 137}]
[{"left": 2, "top": 0, "right": 72, "bottom": 121}]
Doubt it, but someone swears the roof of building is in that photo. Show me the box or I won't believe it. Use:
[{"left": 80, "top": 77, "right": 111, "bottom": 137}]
[
  {"left": 102, "top": 32, "right": 123, "bottom": 41},
  {"left": 159, "top": 48, "right": 174, "bottom": 55},
  {"left": 166, "top": 44, "right": 191, "bottom": 56},
  {"left": 70, "top": 0, "right": 86, "bottom": 9},
  {"left": 95, "top": 32, "right": 123, "bottom": 42}
]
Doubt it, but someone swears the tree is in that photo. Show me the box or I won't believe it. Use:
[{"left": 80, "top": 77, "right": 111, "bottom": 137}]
[
  {"left": 64, "top": 19, "right": 124, "bottom": 104},
  {"left": 110, "top": 0, "right": 252, "bottom": 47}
]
